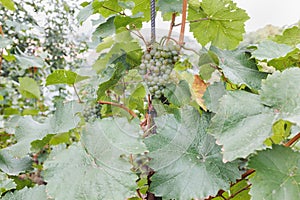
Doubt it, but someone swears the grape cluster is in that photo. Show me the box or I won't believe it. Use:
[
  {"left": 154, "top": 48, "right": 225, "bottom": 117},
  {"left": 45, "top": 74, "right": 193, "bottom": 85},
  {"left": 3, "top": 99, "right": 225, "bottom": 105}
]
[
  {"left": 83, "top": 103, "right": 102, "bottom": 122},
  {"left": 138, "top": 42, "right": 181, "bottom": 99}
]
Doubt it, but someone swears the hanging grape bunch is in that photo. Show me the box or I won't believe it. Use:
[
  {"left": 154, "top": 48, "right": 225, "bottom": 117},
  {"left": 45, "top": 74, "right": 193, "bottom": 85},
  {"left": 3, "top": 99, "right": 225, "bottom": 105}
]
[
  {"left": 138, "top": 40, "right": 181, "bottom": 99},
  {"left": 83, "top": 102, "right": 102, "bottom": 122}
]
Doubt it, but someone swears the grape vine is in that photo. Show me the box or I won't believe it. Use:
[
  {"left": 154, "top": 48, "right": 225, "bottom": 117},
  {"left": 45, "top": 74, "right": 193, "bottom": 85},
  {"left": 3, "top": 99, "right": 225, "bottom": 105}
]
[{"left": 0, "top": 0, "right": 300, "bottom": 200}]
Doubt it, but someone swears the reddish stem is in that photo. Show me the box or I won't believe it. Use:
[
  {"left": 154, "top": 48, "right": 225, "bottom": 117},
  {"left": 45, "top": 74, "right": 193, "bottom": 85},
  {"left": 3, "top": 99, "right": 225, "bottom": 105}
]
[
  {"left": 179, "top": 0, "right": 187, "bottom": 46},
  {"left": 98, "top": 100, "right": 137, "bottom": 118},
  {"left": 166, "top": 13, "right": 176, "bottom": 44},
  {"left": 284, "top": 132, "right": 300, "bottom": 147}
]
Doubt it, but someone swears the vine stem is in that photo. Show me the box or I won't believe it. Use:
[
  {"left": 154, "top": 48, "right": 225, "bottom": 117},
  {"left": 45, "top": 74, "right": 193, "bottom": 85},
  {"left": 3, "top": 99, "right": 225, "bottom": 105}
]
[
  {"left": 72, "top": 84, "right": 82, "bottom": 103},
  {"left": 166, "top": 13, "right": 176, "bottom": 44},
  {"left": 102, "top": 5, "right": 126, "bottom": 16},
  {"left": 179, "top": 0, "right": 188, "bottom": 46},
  {"left": 98, "top": 100, "right": 137, "bottom": 118},
  {"left": 284, "top": 132, "right": 300, "bottom": 147}
]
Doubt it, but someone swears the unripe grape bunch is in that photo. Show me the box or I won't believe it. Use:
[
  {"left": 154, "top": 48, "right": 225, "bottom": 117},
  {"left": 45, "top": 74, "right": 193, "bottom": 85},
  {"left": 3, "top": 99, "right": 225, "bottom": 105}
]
[{"left": 138, "top": 41, "right": 181, "bottom": 99}]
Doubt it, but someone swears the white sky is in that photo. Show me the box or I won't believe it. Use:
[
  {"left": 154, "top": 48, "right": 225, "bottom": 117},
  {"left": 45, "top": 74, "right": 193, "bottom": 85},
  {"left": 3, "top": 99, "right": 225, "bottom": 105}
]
[{"left": 233, "top": 0, "right": 300, "bottom": 31}]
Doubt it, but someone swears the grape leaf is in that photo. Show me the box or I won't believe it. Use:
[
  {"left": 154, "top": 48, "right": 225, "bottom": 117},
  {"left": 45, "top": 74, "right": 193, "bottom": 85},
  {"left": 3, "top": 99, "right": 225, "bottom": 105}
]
[
  {"left": 93, "top": 16, "right": 115, "bottom": 41},
  {"left": 114, "top": 15, "right": 143, "bottom": 33},
  {"left": 93, "top": 0, "right": 123, "bottom": 18},
  {"left": 188, "top": 0, "right": 249, "bottom": 50},
  {"left": 131, "top": 0, "right": 151, "bottom": 21},
  {"left": 208, "top": 91, "right": 274, "bottom": 162},
  {"left": 164, "top": 80, "right": 191, "bottom": 107},
  {"left": 203, "top": 82, "right": 227, "bottom": 113},
  {"left": 127, "top": 83, "right": 146, "bottom": 112},
  {"left": 208, "top": 67, "right": 300, "bottom": 161},
  {"left": 272, "top": 26, "right": 300, "bottom": 47},
  {"left": 267, "top": 48, "right": 300, "bottom": 71},
  {"left": 211, "top": 47, "right": 268, "bottom": 90},
  {"left": 0, "top": 171, "right": 16, "bottom": 196},
  {"left": 77, "top": 3, "right": 93, "bottom": 24},
  {"left": 260, "top": 68, "right": 300, "bottom": 127},
  {"left": 4, "top": 101, "right": 83, "bottom": 157},
  {"left": 248, "top": 145, "right": 300, "bottom": 200},
  {"left": 97, "top": 62, "right": 126, "bottom": 98},
  {"left": 0, "top": 37, "right": 12, "bottom": 48},
  {"left": 46, "top": 69, "right": 89, "bottom": 86},
  {"left": 0, "top": 0, "right": 15, "bottom": 11},
  {"left": 157, "top": 0, "right": 182, "bottom": 15},
  {"left": 44, "top": 118, "right": 146, "bottom": 199},
  {"left": 191, "top": 75, "right": 208, "bottom": 111},
  {"left": 18, "top": 77, "right": 41, "bottom": 99},
  {"left": 15, "top": 52, "right": 45, "bottom": 69},
  {"left": 211, "top": 179, "right": 251, "bottom": 200},
  {"left": 1, "top": 186, "right": 49, "bottom": 200},
  {"left": 93, "top": 32, "right": 142, "bottom": 73},
  {"left": 0, "top": 150, "right": 32, "bottom": 175},
  {"left": 145, "top": 107, "right": 241, "bottom": 199},
  {"left": 252, "top": 40, "right": 294, "bottom": 61}
]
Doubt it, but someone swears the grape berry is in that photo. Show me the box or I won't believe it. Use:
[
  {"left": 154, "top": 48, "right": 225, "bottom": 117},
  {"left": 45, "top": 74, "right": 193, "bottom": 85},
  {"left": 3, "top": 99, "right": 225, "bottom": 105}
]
[
  {"left": 139, "top": 42, "right": 181, "bottom": 99},
  {"left": 83, "top": 102, "right": 102, "bottom": 122}
]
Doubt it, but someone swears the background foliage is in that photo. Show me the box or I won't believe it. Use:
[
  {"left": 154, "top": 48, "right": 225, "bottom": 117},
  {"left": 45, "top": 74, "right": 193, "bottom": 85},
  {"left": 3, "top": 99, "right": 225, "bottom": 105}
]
[{"left": 0, "top": 0, "right": 300, "bottom": 199}]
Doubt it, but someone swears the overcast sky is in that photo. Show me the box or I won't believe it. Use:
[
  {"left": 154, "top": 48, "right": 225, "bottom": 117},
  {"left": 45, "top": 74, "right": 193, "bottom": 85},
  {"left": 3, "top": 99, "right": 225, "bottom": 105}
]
[{"left": 233, "top": 0, "right": 300, "bottom": 31}]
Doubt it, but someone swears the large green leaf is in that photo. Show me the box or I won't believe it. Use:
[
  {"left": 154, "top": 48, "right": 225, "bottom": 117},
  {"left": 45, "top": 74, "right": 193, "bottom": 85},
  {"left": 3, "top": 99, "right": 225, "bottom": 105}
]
[
  {"left": 4, "top": 101, "right": 83, "bottom": 158},
  {"left": 46, "top": 69, "right": 89, "bottom": 86},
  {"left": 97, "top": 62, "right": 127, "bottom": 98},
  {"left": 0, "top": 150, "right": 32, "bottom": 175},
  {"left": 1, "top": 186, "right": 49, "bottom": 200},
  {"left": 114, "top": 15, "right": 143, "bottom": 33},
  {"left": 18, "top": 77, "right": 41, "bottom": 99},
  {"left": 248, "top": 145, "right": 300, "bottom": 200},
  {"left": 164, "top": 80, "right": 192, "bottom": 107},
  {"left": 208, "top": 67, "right": 300, "bottom": 161},
  {"left": 157, "top": 0, "right": 182, "bottom": 15},
  {"left": 93, "top": 32, "right": 142, "bottom": 73},
  {"left": 188, "top": 0, "right": 249, "bottom": 50},
  {"left": 203, "top": 82, "right": 227, "bottom": 113},
  {"left": 260, "top": 68, "right": 300, "bottom": 126},
  {"left": 208, "top": 91, "right": 274, "bottom": 162},
  {"left": 15, "top": 52, "right": 45, "bottom": 69},
  {"left": 77, "top": 3, "right": 94, "bottom": 24},
  {"left": 211, "top": 47, "right": 268, "bottom": 90},
  {"left": 0, "top": 0, "right": 15, "bottom": 11},
  {"left": 0, "top": 171, "right": 16, "bottom": 195},
  {"left": 252, "top": 40, "right": 294, "bottom": 61},
  {"left": 267, "top": 48, "right": 300, "bottom": 71},
  {"left": 44, "top": 118, "right": 146, "bottom": 199},
  {"left": 131, "top": 0, "right": 151, "bottom": 21},
  {"left": 93, "top": 0, "right": 123, "bottom": 18},
  {"left": 93, "top": 16, "right": 116, "bottom": 41},
  {"left": 145, "top": 107, "right": 241, "bottom": 199},
  {"left": 272, "top": 26, "right": 300, "bottom": 47}
]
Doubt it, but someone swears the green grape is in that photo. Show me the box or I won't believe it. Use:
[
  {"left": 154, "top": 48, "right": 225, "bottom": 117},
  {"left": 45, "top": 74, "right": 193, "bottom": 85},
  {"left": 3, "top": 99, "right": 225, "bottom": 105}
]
[
  {"left": 139, "top": 69, "right": 146, "bottom": 75},
  {"left": 153, "top": 67, "right": 160, "bottom": 73},
  {"left": 83, "top": 102, "right": 102, "bottom": 122},
  {"left": 140, "top": 63, "right": 146, "bottom": 70},
  {"left": 140, "top": 42, "right": 181, "bottom": 99},
  {"left": 154, "top": 51, "right": 161, "bottom": 58},
  {"left": 144, "top": 53, "right": 151, "bottom": 60},
  {"left": 156, "top": 61, "right": 162, "bottom": 67},
  {"left": 175, "top": 44, "right": 181, "bottom": 51}
]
